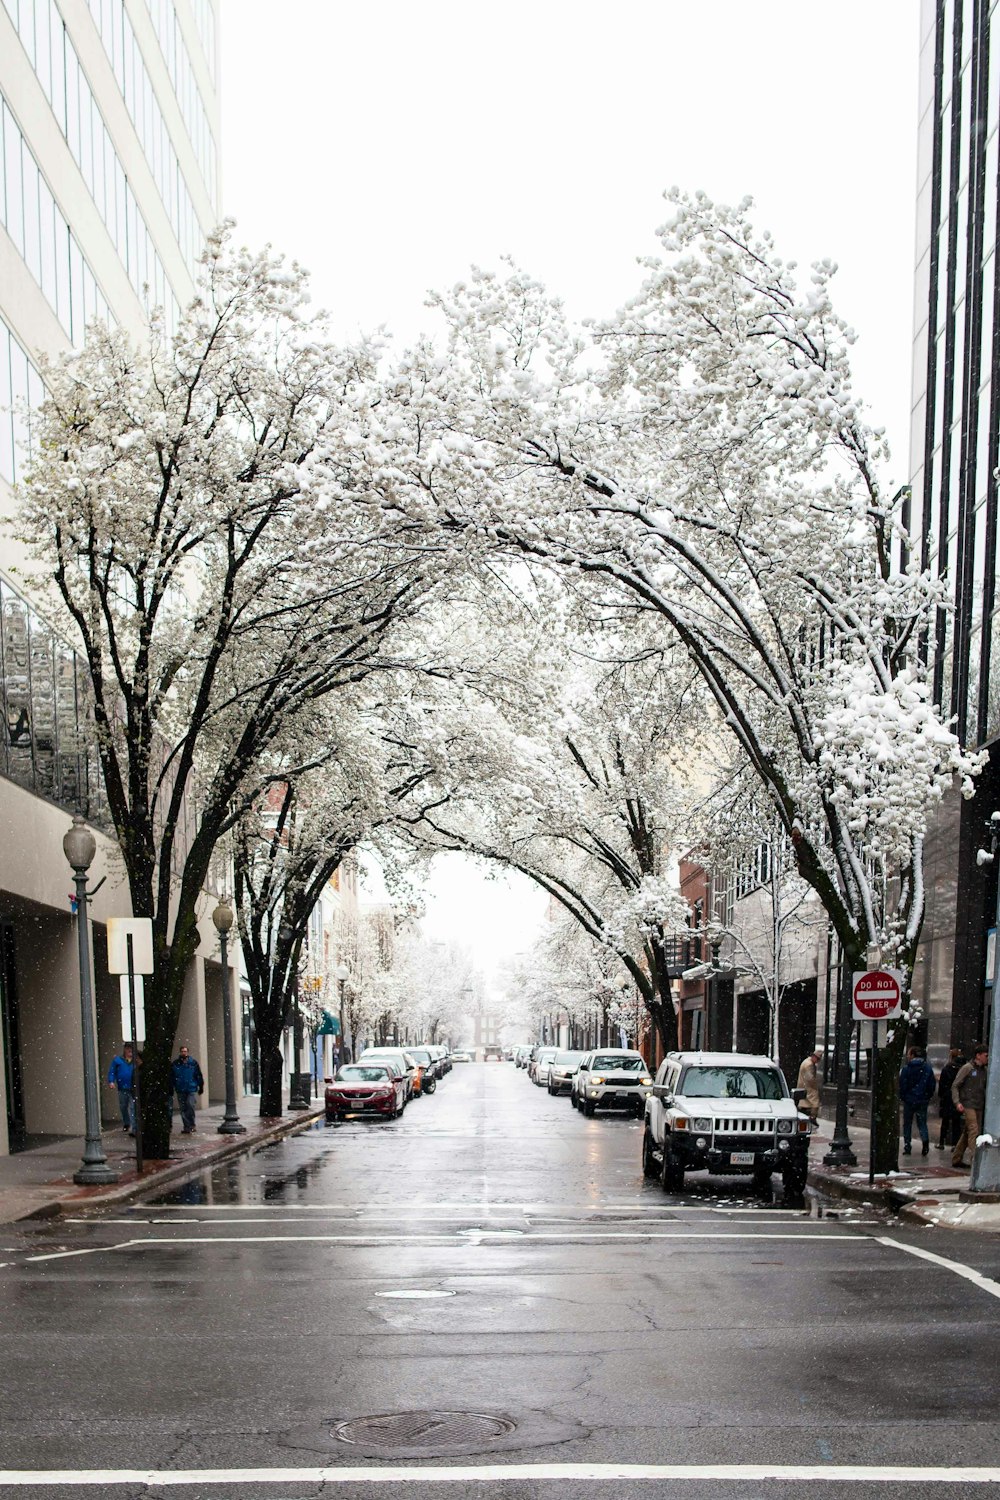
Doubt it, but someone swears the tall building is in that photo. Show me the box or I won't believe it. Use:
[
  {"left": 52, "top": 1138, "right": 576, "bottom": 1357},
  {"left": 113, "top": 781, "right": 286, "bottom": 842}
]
[
  {"left": 0, "top": 0, "right": 220, "bottom": 1152},
  {"left": 906, "top": 0, "right": 1000, "bottom": 1052}
]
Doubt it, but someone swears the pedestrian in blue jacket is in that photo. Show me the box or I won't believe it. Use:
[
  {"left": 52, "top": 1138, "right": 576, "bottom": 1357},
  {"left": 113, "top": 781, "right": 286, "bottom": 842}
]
[
  {"left": 170, "top": 1045, "right": 204, "bottom": 1134},
  {"left": 107, "top": 1043, "right": 135, "bottom": 1132},
  {"left": 899, "top": 1046, "right": 936, "bottom": 1158}
]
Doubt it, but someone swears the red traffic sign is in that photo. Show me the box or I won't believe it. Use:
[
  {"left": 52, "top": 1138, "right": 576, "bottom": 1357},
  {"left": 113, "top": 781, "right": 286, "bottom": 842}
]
[{"left": 852, "top": 969, "right": 904, "bottom": 1021}]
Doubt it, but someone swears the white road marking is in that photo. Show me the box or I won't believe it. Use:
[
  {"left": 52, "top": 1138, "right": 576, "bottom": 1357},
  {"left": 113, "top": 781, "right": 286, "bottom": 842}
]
[
  {"left": 0, "top": 1463, "right": 998, "bottom": 1486},
  {"left": 22, "top": 1230, "right": 858, "bottom": 1263},
  {"left": 878, "top": 1235, "right": 1000, "bottom": 1301},
  {"left": 375, "top": 1289, "right": 456, "bottom": 1299}
]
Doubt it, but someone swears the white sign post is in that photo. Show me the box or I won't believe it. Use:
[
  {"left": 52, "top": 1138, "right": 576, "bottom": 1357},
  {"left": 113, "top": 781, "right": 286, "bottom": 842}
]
[
  {"left": 852, "top": 969, "right": 905, "bottom": 1187},
  {"left": 106, "top": 918, "right": 154, "bottom": 1174}
]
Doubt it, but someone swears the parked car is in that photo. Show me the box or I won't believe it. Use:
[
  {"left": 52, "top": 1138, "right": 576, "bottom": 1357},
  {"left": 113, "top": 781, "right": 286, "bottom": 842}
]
[
  {"left": 572, "top": 1050, "right": 651, "bottom": 1116},
  {"left": 642, "top": 1051, "right": 811, "bottom": 1195},
  {"left": 514, "top": 1046, "right": 531, "bottom": 1069},
  {"left": 548, "top": 1049, "right": 587, "bottom": 1096},
  {"left": 405, "top": 1047, "right": 439, "bottom": 1092},
  {"left": 483, "top": 1044, "right": 503, "bottom": 1062},
  {"left": 451, "top": 1049, "right": 472, "bottom": 1063},
  {"left": 531, "top": 1046, "right": 559, "bottom": 1087},
  {"left": 325, "top": 1064, "right": 406, "bottom": 1121},
  {"left": 432, "top": 1045, "right": 452, "bottom": 1075},
  {"left": 358, "top": 1047, "right": 423, "bottom": 1098}
]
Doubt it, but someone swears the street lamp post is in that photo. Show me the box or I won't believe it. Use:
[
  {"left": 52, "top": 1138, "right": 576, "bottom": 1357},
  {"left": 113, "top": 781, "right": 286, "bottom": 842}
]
[
  {"left": 969, "top": 817, "right": 1000, "bottom": 1196},
  {"left": 64, "top": 815, "right": 118, "bottom": 1186},
  {"left": 213, "top": 899, "right": 245, "bottom": 1136},
  {"left": 335, "top": 962, "right": 350, "bottom": 1065}
]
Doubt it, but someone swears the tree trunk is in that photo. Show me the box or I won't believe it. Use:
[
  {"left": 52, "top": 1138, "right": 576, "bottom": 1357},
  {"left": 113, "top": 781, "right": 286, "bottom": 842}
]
[
  {"left": 873, "top": 1023, "right": 908, "bottom": 1175},
  {"left": 259, "top": 1041, "right": 284, "bottom": 1118}
]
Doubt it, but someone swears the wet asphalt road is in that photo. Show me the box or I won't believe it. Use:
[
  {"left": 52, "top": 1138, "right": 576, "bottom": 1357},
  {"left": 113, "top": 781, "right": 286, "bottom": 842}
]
[{"left": 2, "top": 1061, "right": 1000, "bottom": 1499}]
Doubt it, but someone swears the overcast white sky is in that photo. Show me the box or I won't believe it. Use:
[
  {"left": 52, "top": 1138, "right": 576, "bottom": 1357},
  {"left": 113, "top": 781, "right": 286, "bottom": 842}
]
[{"left": 221, "top": 1, "right": 921, "bottom": 977}]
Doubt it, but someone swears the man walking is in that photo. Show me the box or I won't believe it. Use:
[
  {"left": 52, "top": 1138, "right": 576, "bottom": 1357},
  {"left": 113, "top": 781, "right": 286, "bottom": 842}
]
[
  {"left": 797, "top": 1049, "right": 822, "bottom": 1124},
  {"left": 170, "top": 1044, "right": 204, "bottom": 1135},
  {"left": 938, "top": 1047, "right": 965, "bottom": 1150},
  {"left": 898, "top": 1046, "right": 936, "bottom": 1157},
  {"left": 952, "top": 1044, "right": 989, "bottom": 1170},
  {"left": 107, "top": 1042, "right": 135, "bottom": 1133}
]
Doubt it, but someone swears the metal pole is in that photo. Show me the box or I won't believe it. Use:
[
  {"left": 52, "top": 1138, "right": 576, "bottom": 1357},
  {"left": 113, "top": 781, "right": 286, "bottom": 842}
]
[
  {"left": 127, "top": 933, "right": 143, "bottom": 1174},
  {"left": 70, "top": 863, "right": 117, "bottom": 1185},
  {"left": 217, "top": 927, "right": 245, "bottom": 1135},
  {"left": 289, "top": 980, "right": 308, "bottom": 1109},
  {"left": 968, "top": 861, "right": 1000, "bottom": 1193},
  {"left": 868, "top": 1022, "right": 878, "bottom": 1189},
  {"left": 823, "top": 962, "right": 858, "bottom": 1167},
  {"left": 338, "top": 977, "right": 346, "bottom": 1064}
]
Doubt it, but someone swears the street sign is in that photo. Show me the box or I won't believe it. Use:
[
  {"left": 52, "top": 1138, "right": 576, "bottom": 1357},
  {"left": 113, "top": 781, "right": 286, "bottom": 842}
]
[
  {"left": 107, "top": 918, "right": 154, "bottom": 975},
  {"left": 852, "top": 968, "right": 904, "bottom": 1022},
  {"left": 318, "top": 1011, "right": 340, "bottom": 1036}
]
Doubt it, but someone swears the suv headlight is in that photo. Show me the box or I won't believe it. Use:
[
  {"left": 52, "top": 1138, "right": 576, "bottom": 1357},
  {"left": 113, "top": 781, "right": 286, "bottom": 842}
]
[
  {"left": 776, "top": 1119, "right": 793, "bottom": 1135},
  {"left": 590, "top": 1075, "right": 605, "bottom": 1086},
  {"left": 639, "top": 1076, "right": 652, "bottom": 1087},
  {"left": 693, "top": 1117, "right": 712, "bottom": 1132}
]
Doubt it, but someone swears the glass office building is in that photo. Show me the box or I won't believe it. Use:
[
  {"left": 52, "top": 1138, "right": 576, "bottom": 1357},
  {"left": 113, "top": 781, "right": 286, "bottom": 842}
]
[
  {"left": 908, "top": 0, "right": 1000, "bottom": 1049},
  {"left": 0, "top": 1, "right": 220, "bottom": 1150}
]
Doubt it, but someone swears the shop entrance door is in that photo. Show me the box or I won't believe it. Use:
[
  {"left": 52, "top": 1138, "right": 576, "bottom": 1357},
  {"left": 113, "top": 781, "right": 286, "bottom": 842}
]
[{"left": 0, "top": 924, "right": 26, "bottom": 1151}]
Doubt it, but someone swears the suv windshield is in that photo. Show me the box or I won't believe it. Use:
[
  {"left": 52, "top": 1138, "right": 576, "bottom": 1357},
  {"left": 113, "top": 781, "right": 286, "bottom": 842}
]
[
  {"left": 591, "top": 1054, "right": 644, "bottom": 1071},
  {"left": 680, "top": 1066, "right": 785, "bottom": 1100}
]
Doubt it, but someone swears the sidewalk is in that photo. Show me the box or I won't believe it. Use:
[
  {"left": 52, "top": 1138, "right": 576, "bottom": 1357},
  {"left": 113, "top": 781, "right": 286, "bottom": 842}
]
[
  {"left": 0, "top": 1093, "right": 325, "bottom": 1224},
  {"left": 807, "top": 1113, "right": 1000, "bottom": 1230}
]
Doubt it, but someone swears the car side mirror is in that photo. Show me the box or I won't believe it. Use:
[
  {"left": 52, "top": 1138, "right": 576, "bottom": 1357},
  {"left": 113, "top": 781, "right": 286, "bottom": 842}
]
[{"left": 791, "top": 1088, "right": 806, "bottom": 1106}]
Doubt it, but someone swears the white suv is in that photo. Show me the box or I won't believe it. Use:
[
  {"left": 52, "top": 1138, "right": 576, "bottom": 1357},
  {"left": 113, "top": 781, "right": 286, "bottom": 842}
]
[
  {"left": 572, "top": 1050, "right": 652, "bottom": 1116},
  {"left": 643, "top": 1051, "right": 811, "bottom": 1194}
]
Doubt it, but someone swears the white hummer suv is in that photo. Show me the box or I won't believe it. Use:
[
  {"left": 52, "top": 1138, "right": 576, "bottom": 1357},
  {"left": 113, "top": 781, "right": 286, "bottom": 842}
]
[{"left": 642, "top": 1051, "right": 811, "bottom": 1194}]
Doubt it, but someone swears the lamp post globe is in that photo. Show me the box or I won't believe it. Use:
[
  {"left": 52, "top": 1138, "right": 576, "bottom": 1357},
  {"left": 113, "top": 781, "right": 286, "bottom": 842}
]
[
  {"left": 65, "top": 816, "right": 117, "bottom": 1186},
  {"left": 213, "top": 897, "right": 244, "bottom": 1135}
]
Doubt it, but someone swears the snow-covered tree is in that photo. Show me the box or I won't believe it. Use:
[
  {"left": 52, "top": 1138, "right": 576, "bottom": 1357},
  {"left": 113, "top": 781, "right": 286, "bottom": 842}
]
[
  {"left": 367, "top": 192, "right": 983, "bottom": 1166},
  {"left": 17, "top": 231, "right": 435, "bottom": 1154}
]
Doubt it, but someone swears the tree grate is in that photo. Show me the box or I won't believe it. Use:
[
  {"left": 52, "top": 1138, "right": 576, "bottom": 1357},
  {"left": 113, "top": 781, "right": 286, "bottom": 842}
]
[{"left": 333, "top": 1410, "right": 516, "bottom": 1453}]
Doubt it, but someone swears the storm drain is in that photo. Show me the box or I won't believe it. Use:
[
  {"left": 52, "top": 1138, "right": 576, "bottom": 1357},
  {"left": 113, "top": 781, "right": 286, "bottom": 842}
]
[{"left": 333, "top": 1410, "right": 516, "bottom": 1455}]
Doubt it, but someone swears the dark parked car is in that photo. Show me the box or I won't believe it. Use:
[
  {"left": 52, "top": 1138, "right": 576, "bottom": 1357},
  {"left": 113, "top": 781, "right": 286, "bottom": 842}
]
[
  {"left": 325, "top": 1064, "right": 406, "bottom": 1121},
  {"left": 406, "top": 1047, "right": 439, "bottom": 1092}
]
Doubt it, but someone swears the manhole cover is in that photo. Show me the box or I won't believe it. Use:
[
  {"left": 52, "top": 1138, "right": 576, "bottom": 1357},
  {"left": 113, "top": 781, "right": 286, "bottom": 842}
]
[{"left": 333, "top": 1410, "right": 516, "bottom": 1454}]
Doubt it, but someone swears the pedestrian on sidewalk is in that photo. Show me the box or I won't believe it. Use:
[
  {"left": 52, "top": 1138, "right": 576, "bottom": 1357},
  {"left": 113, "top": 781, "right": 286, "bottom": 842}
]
[
  {"left": 938, "top": 1047, "right": 965, "bottom": 1150},
  {"left": 898, "top": 1046, "right": 936, "bottom": 1157},
  {"left": 797, "top": 1049, "right": 822, "bottom": 1124},
  {"left": 952, "top": 1044, "right": 989, "bottom": 1170},
  {"left": 106, "top": 1042, "right": 135, "bottom": 1133},
  {"left": 170, "top": 1044, "right": 204, "bottom": 1135}
]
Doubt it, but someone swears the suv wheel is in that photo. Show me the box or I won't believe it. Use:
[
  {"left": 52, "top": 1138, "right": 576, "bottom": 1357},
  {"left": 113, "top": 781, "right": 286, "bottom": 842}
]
[
  {"left": 583, "top": 1099, "right": 596, "bottom": 1117},
  {"left": 782, "top": 1161, "right": 808, "bottom": 1195},
  {"left": 642, "top": 1126, "right": 659, "bottom": 1179},
  {"left": 660, "top": 1143, "right": 685, "bottom": 1193},
  {"left": 752, "top": 1165, "right": 773, "bottom": 1194}
]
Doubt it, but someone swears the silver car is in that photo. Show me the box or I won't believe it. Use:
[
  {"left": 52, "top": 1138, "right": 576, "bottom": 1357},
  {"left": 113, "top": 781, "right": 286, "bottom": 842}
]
[
  {"left": 531, "top": 1046, "right": 559, "bottom": 1086},
  {"left": 548, "top": 1049, "right": 587, "bottom": 1096},
  {"left": 573, "top": 1049, "right": 652, "bottom": 1116}
]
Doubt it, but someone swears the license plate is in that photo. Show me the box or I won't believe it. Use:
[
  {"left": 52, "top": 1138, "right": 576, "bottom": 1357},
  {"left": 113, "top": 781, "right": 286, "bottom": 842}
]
[
  {"left": 730, "top": 1151, "right": 754, "bottom": 1166},
  {"left": 616, "top": 1091, "right": 630, "bottom": 1101}
]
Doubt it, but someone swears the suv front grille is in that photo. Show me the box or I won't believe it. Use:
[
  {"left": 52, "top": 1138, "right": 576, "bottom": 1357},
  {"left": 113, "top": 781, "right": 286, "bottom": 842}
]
[{"left": 713, "top": 1118, "right": 775, "bottom": 1137}]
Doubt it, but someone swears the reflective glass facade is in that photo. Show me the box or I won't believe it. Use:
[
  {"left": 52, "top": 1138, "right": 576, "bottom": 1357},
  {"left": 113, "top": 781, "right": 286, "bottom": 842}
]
[
  {"left": 2, "top": 0, "right": 182, "bottom": 329},
  {"left": 0, "top": 575, "right": 105, "bottom": 819},
  {"left": 909, "top": 0, "right": 1000, "bottom": 748}
]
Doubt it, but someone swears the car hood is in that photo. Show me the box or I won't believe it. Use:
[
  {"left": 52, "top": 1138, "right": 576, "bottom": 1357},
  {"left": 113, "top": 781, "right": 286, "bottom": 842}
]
[{"left": 676, "top": 1096, "right": 796, "bottom": 1117}]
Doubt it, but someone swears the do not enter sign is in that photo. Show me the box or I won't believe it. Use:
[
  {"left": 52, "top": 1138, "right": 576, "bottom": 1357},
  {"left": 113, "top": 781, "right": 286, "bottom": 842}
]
[{"left": 852, "top": 969, "right": 904, "bottom": 1021}]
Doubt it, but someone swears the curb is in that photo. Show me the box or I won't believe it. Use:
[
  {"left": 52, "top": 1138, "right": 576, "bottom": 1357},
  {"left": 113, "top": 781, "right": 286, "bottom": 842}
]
[{"left": 15, "top": 1104, "right": 326, "bottom": 1222}]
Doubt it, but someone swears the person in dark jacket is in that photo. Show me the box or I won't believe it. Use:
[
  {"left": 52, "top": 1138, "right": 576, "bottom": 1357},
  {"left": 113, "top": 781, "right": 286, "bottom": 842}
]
[
  {"left": 170, "top": 1044, "right": 204, "bottom": 1134},
  {"left": 952, "top": 1045, "right": 989, "bottom": 1169},
  {"left": 899, "top": 1046, "right": 936, "bottom": 1157},
  {"left": 937, "top": 1048, "right": 965, "bottom": 1150},
  {"left": 107, "top": 1043, "right": 134, "bottom": 1132}
]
